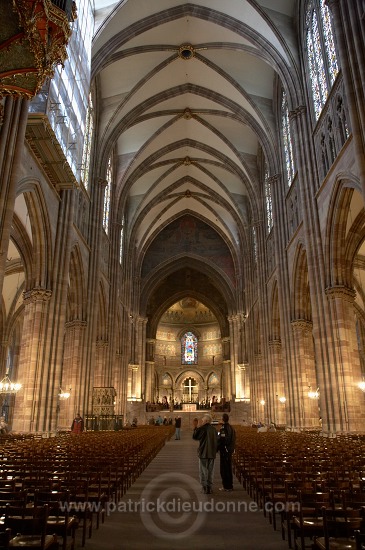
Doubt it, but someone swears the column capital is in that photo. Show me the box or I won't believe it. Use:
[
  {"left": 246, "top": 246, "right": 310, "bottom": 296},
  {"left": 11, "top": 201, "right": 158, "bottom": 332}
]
[
  {"left": 267, "top": 174, "right": 281, "bottom": 186},
  {"left": 289, "top": 105, "right": 306, "bottom": 120},
  {"left": 324, "top": 0, "right": 339, "bottom": 9},
  {"left": 96, "top": 177, "right": 108, "bottom": 188},
  {"left": 268, "top": 338, "right": 282, "bottom": 348},
  {"left": 325, "top": 285, "right": 356, "bottom": 303},
  {"left": 23, "top": 287, "right": 52, "bottom": 304},
  {"left": 129, "top": 364, "right": 139, "bottom": 371},
  {"left": 291, "top": 319, "right": 313, "bottom": 333},
  {"left": 65, "top": 319, "right": 87, "bottom": 330},
  {"left": 228, "top": 314, "right": 241, "bottom": 323},
  {"left": 96, "top": 339, "right": 109, "bottom": 348}
]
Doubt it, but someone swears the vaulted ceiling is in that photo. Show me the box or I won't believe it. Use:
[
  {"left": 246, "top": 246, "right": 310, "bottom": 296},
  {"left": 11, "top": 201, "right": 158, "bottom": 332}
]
[{"left": 91, "top": 0, "right": 297, "bottom": 319}]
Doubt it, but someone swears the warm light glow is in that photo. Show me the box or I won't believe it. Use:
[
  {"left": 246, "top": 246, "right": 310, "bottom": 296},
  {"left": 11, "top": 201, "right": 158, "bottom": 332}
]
[
  {"left": 308, "top": 389, "right": 319, "bottom": 399},
  {"left": 260, "top": 399, "right": 265, "bottom": 406},
  {"left": 0, "top": 374, "right": 21, "bottom": 394},
  {"left": 58, "top": 387, "right": 71, "bottom": 400},
  {"left": 358, "top": 381, "right": 365, "bottom": 392},
  {"left": 279, "top": 396, "right": 287, "bottom": 403}
]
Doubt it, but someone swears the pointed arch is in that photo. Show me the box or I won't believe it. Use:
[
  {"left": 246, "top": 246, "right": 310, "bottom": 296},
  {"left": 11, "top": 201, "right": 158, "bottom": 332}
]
[
  {"left": 16, "top": 181, "right": 52, "bottom": 289},
  {"left": 96, "top": 280, "right": 108, "bottom": 342},
  {"left": 270, "top": 280, "right": 281, "bottom": 341},
  {"left": 292, "top": 243, "right": 311, "bottom": 321},
  {"left": 67, "top": 244, "right": 87, "bottom": 322}
]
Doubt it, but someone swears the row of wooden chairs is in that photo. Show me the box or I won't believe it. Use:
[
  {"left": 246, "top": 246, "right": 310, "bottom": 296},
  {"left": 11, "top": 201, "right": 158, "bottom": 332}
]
[
  {"left": 233, "top": 428, "right": 365, "bottom": 550},
  {"left": 0, "top": 426, "right": 174, "bottom": 548}
]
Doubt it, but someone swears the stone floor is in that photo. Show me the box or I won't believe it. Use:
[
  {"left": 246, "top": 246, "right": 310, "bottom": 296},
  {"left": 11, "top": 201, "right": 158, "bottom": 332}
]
[{"left": 74, "top": 427, "right": 289, "bottom": 549}]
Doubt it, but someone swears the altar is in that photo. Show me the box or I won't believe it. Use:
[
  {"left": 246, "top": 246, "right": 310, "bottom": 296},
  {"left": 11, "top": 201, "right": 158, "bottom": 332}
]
[{"left": 182, "top": 403, "right": 197, "bottom": 411}]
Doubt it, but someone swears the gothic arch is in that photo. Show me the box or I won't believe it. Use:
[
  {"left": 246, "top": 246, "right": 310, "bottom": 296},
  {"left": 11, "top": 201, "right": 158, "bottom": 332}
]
[
  {"left": 96, "top": 280, "right": 108, "bottom": 342},
  {"left": 67, "top": 245, "right": 86, "bottom": 322},
  {"left": 177, "top": 327, "right": 202, "bottom": 340},
  {"left": 325, "top": 175, "right": 363, "bottom": 288},
  {"left": 15, "top": 181, "right": 52, "bottom": 290},
  {"left": 175, "top": 369, "right": 205, "bottom": 387},
  {"left": 270, "top": 280, "right": 281, "bottom": 342},
  {"left": 292, "top": 243, "right": 311, "bottom": 321}
]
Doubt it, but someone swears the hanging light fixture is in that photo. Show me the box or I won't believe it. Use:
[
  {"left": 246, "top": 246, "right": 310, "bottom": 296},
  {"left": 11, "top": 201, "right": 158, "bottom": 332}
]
[
  {"left": 0, "top": 370, "right": 21, "bottom": 394},
  {"left": 308, "top": 386, "right": 320, "bottom": 399},
  {"left": 58, "top": 387, "right": 71, "bottom": 400},
  {"left": 358, "top": 380, "right": 365, "bottom": 392}
]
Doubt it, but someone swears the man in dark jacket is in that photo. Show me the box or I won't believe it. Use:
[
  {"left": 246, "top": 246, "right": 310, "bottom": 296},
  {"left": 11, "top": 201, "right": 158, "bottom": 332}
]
[
  {"left": 175, "top": 416, "right": 181, "bottom": 439},
  {"left": 192, "top": 414, "right": 218, "bottom": 494},
  {"left": 218, "top": 413, "right": 236, "bottom": 491}
]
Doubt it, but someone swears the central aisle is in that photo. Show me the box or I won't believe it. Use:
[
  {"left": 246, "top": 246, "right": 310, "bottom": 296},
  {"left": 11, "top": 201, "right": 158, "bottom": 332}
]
[{"left": 78, "top": 426, "right": 289, "bottom": 549}]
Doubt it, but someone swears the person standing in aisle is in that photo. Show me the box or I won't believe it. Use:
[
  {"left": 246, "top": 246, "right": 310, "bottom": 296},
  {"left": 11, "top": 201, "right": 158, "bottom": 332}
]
[
  {"left": 218, "top": 413, "right": 236, "bottom": 491},
  {"left": 192, "top": 414, "right": 218, "bottom": 494},
  {"left": 175, "top": 416, "right": 181, "bottom": 439}
]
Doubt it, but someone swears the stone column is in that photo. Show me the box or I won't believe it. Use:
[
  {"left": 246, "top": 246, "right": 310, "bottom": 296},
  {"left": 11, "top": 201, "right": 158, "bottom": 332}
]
[
  {"left": 268, "top": 339, "right": 286, "bottom": 426},
  {"left": 291, "top": 320, "right": 319, "bottom": 429},
  {"left": 113, "top": 351, "right": 123, "bottom": 415},
  {"left": 269, "top": 175, "right": 295, "bottom": 426},
  {"left": 145, "top": 338, "right": 156, "bottom": 402},
  {"left": 221, "top": 336, "right": 231, "bottom": 397},
  {"left": 117, "top": 352, "right": 129, "bottom": 418},
  {"left": 326, "top": 0, "right": 365, "bottom": 198},
  {"left": 325, "top": 285, "right": 365, "bottom": 432},
  {"left": 12, "top": 288, "right": 52, "bottom": 432},
  {"left": 228, "top": 315, "right": 239, "bottom": 400},
  {"left": 105, "top": 217, "right": 123, "bottom": 389},
  {"left": 62, "top": 319, "right": 87, "bottom": 426},
  {"left": 83, "top": 177, "right": 108, "bottom": 416},
  {"left": 289, "top": 106, "right": 340, "bottom": 433},
  {"left": 251, "top": 353, "right": 264, "bottom": 423},
  {"left": 237, "top": 364, "right": 250, "bottom": 401},
  {"left": 0, "top": 97, "right": 29, "bottom": 294},
  {"left": 94, "top": 340, "right": 109, "bottom": 387},
  {"left": 129, "top": 364, "right": 139, "bottom": 400},
  {"left": 135, "top": 316, "right": 147, "bottom": 401}
]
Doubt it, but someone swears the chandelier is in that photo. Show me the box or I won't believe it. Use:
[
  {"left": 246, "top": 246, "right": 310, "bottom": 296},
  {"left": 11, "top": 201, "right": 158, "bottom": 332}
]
[
  {"left": 308, "top": 387, "right": 320, "bottom": 399},
  {"left": 58, "top": 387, "right": 71, "bottom": 400},
  {"left": 0, "top": 371, "right": 22, "bottom": 394}
]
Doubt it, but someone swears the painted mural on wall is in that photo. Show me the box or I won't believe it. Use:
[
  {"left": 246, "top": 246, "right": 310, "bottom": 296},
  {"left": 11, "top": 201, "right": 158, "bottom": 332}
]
[
  {"left": 142, "top": 215, "right": 235, "bottom": 285},
  {"left": 156, "top": 342, "right": 177, "bottom": 356}
]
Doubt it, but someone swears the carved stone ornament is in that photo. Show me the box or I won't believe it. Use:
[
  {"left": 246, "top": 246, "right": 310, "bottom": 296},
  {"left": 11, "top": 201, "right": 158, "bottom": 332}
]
[
  {"left": 23, "top": 287, "right": 52, "bottom": 304},
  {"left": 0, "top": 0, "right": 74, "bottom": 99}
]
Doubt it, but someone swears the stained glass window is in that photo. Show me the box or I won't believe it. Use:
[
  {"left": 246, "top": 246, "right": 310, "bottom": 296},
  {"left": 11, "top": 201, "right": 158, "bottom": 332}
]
[
  {"left": 103, "top": 157, "right": 111, "bottom": 234},
  {"left": 80, "top": 93, "right": 93, "bottom": 190},
  {"left": 306, "top": 0, "right": 339, "bottom": 119},
  {"left": 181, "top": 332, "right": 198, "bottom": 365},
  {"left": 264, "top": 165, "right": 273, "bottom": 233},
  {"left": 281, "top": 91, "right": 295, "bottom": 185}
]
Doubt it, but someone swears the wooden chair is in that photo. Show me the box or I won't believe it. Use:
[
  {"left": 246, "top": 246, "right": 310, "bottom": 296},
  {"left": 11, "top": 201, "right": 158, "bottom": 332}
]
[
  {"left": 293, "top": 491, "right": 333, "bottom": 550},
  {"left": 4, "top": 503, "right": 58, "bottom": 550},
  {"left": 34, "top": 489, "right": 77, "bottom": 550},
  {"left": 0, "top": 528, "right": 11, "bottom": 550},
  {"left": 60, "top": 480, "right": 92, "bottom": 547},
  {"left": 313, "top": 507, "right": 364, "bottom": 550},
  {"left": 279, "top": 479, "right": 301, "bottom": 548},
  {"left": 355, "top": 530, "right": 365, "bottom": 550}
]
